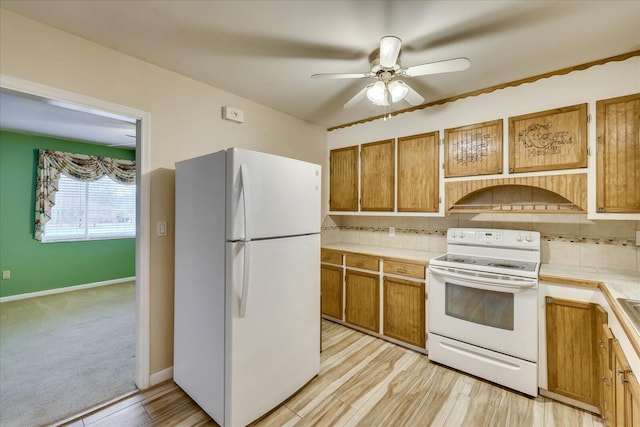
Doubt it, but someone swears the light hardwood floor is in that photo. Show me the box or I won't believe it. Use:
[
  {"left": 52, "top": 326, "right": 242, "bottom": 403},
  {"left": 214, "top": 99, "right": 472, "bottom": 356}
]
[{"left": 59, "top": 320, "right": 604, "bottom": 426}]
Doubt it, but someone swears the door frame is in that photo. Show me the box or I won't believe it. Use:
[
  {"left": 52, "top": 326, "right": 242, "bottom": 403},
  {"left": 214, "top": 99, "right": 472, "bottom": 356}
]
[{"left": 0, "top": 74, "right": 152, "bottom": 389}]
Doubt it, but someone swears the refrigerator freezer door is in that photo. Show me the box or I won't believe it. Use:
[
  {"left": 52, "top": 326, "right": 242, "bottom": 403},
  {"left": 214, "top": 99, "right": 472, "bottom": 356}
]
[
  {"left": 227, "top": 149, "right": 321, "bottom": 241},
  {"left": 225, "top": 234, "right": 320, "bottom": 427}
]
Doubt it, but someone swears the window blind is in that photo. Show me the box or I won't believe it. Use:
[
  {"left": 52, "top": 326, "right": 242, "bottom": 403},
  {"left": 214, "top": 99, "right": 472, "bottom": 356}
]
[{"left": 43, "top": 174, "right": 136, "bottom": 241}]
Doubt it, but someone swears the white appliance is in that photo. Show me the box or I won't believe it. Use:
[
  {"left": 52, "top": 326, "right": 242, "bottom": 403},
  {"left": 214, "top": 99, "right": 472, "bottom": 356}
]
[
  {"left": 428, "top": 228, "right": 541, "bottom": 396},
  {"left": 174, "top": 148, "right": 321, "bottom": 427}
]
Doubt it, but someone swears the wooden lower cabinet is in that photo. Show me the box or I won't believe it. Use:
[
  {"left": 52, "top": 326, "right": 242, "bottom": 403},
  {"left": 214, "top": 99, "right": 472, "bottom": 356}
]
[
  {"left": 599, "top": 323, "right": 615, "bottom": 426},
  {"left": 321, "top": 264, "right": 343, "bottom": 320},
  {"left": 612, "top": 340, "right": 640, "bottom": 426},
  {"left": 383, "top": 277, "right": 425, "bottom": 348},
  {"left": 546, "top": 297, "right": 599, "bottom": 406},
  {"left": 345, "top": 270, "right": 379, "bottom": 333}
]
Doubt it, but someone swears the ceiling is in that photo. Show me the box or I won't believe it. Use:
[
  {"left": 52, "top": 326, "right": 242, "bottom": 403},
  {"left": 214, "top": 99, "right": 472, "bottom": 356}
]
[
  {"left": 0, "top": 88, "right": 137, "bottom": 148},
  {"left": 1, "top": 0, "right": 639, "bottom": 137}
]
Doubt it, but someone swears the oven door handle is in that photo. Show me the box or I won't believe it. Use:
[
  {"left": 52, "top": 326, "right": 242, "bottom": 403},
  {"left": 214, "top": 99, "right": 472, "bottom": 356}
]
[{"left": 429, "top": 265, "right": 537, "bottom": 291}]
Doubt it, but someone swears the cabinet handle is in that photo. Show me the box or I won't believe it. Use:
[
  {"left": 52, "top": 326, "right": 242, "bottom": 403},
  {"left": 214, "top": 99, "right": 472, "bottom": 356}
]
[
  {"left": 603, "top": 377, "right": 610, "bottom": 387},
  {"left": 396, "top": 268, "right": 407, "bottom": 274},
  {"left": 618, "top": 369, "right": 629, "bottom": 384},
  {"left": 356, "top": 262, "right": 364, "bottom": 267}
]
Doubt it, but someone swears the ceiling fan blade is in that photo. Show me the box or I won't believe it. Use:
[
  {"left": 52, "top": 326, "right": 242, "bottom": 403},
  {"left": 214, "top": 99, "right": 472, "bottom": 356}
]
[
  {"left": 379, "top": 36, "right": 402, "bottom": 68},
  {"left": 403, "top": 57, "right": 471, "bottom": 77},
  {"left": 343, "top": 84, "right": 372, "bottom": 108},
  {"left": 311, "top": 72, "right": 371, "bottom": 79},
  {"left": 399, "top": 82, "right": 425, "bottom": 106}
]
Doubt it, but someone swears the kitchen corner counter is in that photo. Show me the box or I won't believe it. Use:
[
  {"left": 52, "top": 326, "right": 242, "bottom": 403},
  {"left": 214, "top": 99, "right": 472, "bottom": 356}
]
[
  {"left": 321, "top": 242, "right": 443, "bottom": 264},
  {"left": 540, "top": 263, "right": 640, "bottom": 359}
]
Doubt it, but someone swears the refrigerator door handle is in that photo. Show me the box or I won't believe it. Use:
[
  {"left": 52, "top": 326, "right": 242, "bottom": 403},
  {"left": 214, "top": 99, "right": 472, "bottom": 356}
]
[
  {"left": 240, "top": 164, "right": 252, "bottom": 242},
  {"left": 239, "top": 241, "right": 250, "bottom": 318}
]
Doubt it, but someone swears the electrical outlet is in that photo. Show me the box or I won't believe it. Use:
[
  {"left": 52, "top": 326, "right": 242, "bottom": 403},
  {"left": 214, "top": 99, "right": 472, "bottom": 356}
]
[
  {"left": 2, "top": 270, "right": 10, "bottom": 280},
  {"left": 389, "top": 227, "right": 395, "bottom": 237}
]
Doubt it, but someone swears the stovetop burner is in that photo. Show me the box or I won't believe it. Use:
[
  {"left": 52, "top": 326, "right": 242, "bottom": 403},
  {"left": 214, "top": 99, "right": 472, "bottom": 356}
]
[{"left": 487, "top": 262, "right": 525, "bottom": 270}]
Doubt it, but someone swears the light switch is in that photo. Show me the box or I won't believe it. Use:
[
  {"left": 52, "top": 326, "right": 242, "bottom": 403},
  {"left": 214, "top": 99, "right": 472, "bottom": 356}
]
[{"left": 157, "top": 221, "right": 167, "bottom": 237}]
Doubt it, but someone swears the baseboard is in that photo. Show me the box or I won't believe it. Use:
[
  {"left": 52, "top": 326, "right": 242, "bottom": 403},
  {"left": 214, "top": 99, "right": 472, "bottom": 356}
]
[
  {"left": 539, "top": 389, "right": 600, "bottom": 414},
  {"left": 149, "top": 366, "right": 173, "bottom": 387},
  {"left": 0, "top": 276, "right": 135, "bottom": 303}
]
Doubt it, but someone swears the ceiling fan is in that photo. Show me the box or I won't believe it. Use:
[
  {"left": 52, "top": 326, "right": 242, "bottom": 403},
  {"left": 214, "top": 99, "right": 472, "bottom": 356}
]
[{"left": 311, "top": 36, "right": 470, "bottom": 109}]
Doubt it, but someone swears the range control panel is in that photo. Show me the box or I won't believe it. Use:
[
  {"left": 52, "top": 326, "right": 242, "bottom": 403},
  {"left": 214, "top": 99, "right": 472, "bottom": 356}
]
[{"left": 447, "top": 228, "right": 540, "bottom": 248}]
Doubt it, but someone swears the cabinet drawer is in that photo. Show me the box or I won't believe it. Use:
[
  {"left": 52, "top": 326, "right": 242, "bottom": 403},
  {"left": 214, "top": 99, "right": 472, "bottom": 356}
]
[
  {"left": 321, "top": 249, "right": 342, "bottom": 265},
  {"left": 345, "top": 255, "right": 379, "bottom": 271},
  {"left": 383, "top": 260, "right": 425, "bottom": 279}
]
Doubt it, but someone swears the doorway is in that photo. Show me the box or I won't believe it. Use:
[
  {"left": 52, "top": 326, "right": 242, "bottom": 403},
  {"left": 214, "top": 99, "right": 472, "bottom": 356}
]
[{"left": 0, "top": 75, "right": 151, "bottom": 422}]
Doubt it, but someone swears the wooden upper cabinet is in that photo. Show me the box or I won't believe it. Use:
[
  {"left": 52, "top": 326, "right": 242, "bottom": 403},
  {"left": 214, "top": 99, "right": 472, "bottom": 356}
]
[
  {"left": 360, "top": 139, "right": 395, "bottom": 211},
  {"left": 329, "top": 145, "right": 358, "bottom": 211},
  {"left": 397, "top": 132, "right": 439, "bottom": 212},
  {"left": 596, "top": 93, "right": 640, "bottom": 213},
  {"left": 444, "top": 119, "right": 503, "bottom": 177}
]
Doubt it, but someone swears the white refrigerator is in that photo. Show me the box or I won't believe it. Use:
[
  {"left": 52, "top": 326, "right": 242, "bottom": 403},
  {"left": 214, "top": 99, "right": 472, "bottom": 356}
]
[{"left": 174, "top": 148, "right": 321, "bottom": 427}]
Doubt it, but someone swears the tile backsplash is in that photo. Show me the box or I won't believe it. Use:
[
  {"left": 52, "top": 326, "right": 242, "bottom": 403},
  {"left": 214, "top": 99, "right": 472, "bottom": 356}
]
[{"left": 321, "top": 214, "right": 640, "bottom": 272}]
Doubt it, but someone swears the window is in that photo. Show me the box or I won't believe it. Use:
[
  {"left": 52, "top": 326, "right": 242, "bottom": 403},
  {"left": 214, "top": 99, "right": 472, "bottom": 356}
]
[{"left": 43, "top": 174, "right": 136, "bottom": 242}]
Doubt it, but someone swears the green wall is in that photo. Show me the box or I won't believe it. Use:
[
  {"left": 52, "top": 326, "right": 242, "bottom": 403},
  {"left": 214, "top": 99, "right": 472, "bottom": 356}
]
[{"left": 0, "top": 130, "right": 136, "bottom": 298}]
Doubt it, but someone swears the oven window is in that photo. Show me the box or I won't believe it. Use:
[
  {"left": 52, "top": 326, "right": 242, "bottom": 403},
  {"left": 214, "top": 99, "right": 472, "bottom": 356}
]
[{"left": 445, "top": 282, "right": 514, "bottom": 330}]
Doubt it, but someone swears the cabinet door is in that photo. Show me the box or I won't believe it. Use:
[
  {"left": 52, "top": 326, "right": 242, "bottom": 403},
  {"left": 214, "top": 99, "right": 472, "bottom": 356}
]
[
  {"left": 397, "top": 132, "right": 439, "bottom": 212},
  {"left": 596, "top": 93, "right": 640, "bottom": 213},
  {"left": 613, "top": 340, "right": 631, "bottom": 426},
  {"left": 330, "top": 146, "right": 358, "bottom": 211},
  {"left": 360, "top": 139, "right": 394, "bottom": 211},
  {"left": 345, "top": 270, "right": 380, "bottom": 332},
  {"left": 321, "top": 264, "right": 343, "bottom": 320},
  {"left": 546, "top": 297, "right": 599, "bottom": 406},
  {"left": 383, "top": 277, "right": 425, "bottom": 348},
  {"left": 626, "top": 371, "right": 640, "bottom": 427},
  {"left": 599, "top": 323, "right": 615, "bottom": 426}
]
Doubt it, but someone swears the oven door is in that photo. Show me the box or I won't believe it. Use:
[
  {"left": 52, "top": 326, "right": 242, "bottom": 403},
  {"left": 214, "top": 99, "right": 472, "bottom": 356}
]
[{"left": 428, "top": 265, "right": 538, "bottom": 362}]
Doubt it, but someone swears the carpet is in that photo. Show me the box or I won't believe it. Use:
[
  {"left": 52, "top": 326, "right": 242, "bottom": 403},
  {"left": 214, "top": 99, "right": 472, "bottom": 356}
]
[{"left": 0, "top": 281, "right": 137, "bottom": 426}]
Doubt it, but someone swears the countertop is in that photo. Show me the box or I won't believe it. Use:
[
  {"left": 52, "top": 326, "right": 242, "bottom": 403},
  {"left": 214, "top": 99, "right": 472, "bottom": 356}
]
[
  {"left": 322, "top": 242, "right": 640, "bottom": 358},
  {"left": 321, "top": 242, "right": 442, "bottom": 264}
]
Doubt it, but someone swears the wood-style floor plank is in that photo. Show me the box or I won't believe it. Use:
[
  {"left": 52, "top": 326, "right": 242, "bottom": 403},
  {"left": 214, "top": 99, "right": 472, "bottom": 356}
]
[{"left": 61, "top": 320, "right": 605, "bottom": 427}]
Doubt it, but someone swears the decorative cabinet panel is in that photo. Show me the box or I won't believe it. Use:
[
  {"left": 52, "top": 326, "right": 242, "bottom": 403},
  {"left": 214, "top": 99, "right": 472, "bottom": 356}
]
[
  {"left": 397, "top": 132, "right": 440, "bottom": 212},
  {"left": 444, "top": 119, "right": 503, "bottom": 178},
  {"left": 508, "top": 104, "right": 588, "bottom": 173},
  {"left": 329, "top": 145, "right": 358, "bottom": 211},
  {"left": 596, "top": 93, "right": 640, "bottom": 213},
  {"left": 321, "top": 264, "right": 343, "bottom": 320},
  {"left": 345, "top": 270, "right": 379, "bottom": 333},
  {"left": 383, "top": 277, "right": 425, "bottom": 348},
  {"left": 545, "top": 297, "right": 599, "bottom": 406},
  {"left": 360, "top": 139, "right": 395, "bottom": 211}
]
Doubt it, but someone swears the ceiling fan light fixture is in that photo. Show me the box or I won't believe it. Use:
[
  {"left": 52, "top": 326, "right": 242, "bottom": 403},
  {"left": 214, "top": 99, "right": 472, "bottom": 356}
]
[
  {"left": 366, "top": 81, "right": 388, "bottom": 105},
  {"left": 388, "top": 81, "right": 409, "bottom": 103}
]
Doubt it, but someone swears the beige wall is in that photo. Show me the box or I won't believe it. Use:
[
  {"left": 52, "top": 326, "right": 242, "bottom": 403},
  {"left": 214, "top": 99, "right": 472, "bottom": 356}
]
[{"left": 0, "top": 10, "right": 327, "bottom": 375}]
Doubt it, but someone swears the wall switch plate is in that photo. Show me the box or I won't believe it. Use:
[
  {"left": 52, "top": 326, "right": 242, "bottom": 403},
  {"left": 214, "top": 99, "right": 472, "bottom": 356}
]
[
  {"left": 157, "top": 221, "right": 167, "bottom": 237},
  {"left": 222, "top": 106, "right": 244, "bottom": 123},
  {"left": 2, "top": 270, "right": 10, "bottom": 280},
  {"left": 389, "top": 226, "right": 395, "bottom": 237}
]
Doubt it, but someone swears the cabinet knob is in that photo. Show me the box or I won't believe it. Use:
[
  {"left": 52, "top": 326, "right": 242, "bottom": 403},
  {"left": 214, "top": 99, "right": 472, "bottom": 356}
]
[{"left": 546, "top": 297, "right": 553, "bottom": 304}]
